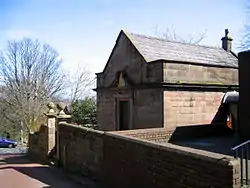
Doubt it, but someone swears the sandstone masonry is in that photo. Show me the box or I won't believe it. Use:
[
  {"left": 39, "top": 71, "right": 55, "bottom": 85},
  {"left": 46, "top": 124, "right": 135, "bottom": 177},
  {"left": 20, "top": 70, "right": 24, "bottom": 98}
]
[{"left": 95, "top": 30, "right": 238, "bottom": 131}]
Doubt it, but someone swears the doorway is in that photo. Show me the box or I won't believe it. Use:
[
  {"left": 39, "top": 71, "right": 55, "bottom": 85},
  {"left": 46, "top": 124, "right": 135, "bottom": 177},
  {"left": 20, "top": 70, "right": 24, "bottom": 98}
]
[{"left": 117, "top": 100, "right": 131, "bottom": 130}]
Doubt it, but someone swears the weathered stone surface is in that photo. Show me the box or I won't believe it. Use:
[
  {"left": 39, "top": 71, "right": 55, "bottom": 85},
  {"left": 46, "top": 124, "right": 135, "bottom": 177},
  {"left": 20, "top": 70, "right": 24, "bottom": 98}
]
[
  {"left": 96, "top": 32, "right": 165, "bottom": 131},
  {"left": 58, "top": 123, "right": 104, "bottom": 182},
  {"left": 30, "top": 121, "right": 241, "bottom": 188},
  {"left": 97, "top": 33, "right": 150, "bottom": 88},
  {"left": 163, "top": 62, "right": 238, "bottom": 85},
  {"left": 103, "top": 131, "right": 240, "bottom": 188},
  {"left": 113, "top": 127, "right": 172, "bottom": 143},
  {"left": 97, "top": 90, "right": 119, "bottom": 131},
  {"left": 28, "top": 124, "right": 49, "bottom": 162},
  {"left": 164, "top": 91, "right": 224, "bottom": 130},
  {"left": 133, "top": 89, "right": 163, "bottom": 129},
  {"left": 96, "top": 31, "right": 238, "bottom": 131},
  {"left": 97, "top": 88, "right": 163, "bottom": 131}
]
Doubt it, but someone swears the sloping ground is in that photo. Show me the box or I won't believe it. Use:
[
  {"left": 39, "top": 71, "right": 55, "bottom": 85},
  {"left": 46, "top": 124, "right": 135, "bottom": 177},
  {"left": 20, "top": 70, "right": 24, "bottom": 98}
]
[{"left": 0, "top": 155, "right": 100, "bottom": 188}]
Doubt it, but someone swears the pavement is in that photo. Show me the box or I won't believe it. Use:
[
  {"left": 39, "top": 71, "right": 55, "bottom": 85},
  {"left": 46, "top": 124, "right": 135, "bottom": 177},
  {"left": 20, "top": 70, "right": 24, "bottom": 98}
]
[
  {"left": 171, "top": 135, "right": 242, "bottom": 156},
  {"left": 0, "top": 147, "right": 100, "bottom": 188},
  {"left": 0, "top": 146, "right": 28, "bottom": 155}
]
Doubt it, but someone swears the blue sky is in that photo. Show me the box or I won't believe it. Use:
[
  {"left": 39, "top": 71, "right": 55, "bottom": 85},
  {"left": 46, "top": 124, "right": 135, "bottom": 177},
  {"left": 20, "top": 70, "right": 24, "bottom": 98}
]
[{"left": 0, "top": 0, "right": 247, "bottom": 74}]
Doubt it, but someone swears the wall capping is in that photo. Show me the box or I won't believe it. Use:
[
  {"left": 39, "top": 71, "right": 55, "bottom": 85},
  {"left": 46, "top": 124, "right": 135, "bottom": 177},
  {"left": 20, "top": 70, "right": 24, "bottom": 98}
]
[{"left": 105, "top": 130, "right": 234, "bottom": 164}]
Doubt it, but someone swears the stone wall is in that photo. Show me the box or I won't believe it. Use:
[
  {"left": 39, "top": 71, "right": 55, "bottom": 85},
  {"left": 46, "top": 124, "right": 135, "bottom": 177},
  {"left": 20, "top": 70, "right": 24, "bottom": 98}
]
[
  {"left": 113, "top": 127, "right": 172, "bottom": 143},
  {"left": 28, "top": 124, "right": 49, "bottom": 162},
  {"left": 163, "top": 62, "right": 238, "bottom": 85},
  {"left": 146, "top": 61, "right": 163, "bottom": 83},
  {"left": 28, "top": 103, "right": 70, "bottom": 163},
  {"left": 96, "top": 31, "right": 164, "bottom": 131},
  {"left": 58, "top": 123, "right": 104, "bottom": 181},
  {"left": 103, "top": 132, "right": 240, "bottom": 188},
  {"left": 115, "top": 124, "right": 233, "bottom": 143},
  {"left": 96, "top": 32, "right": 238, "bottom": 132},
  {"left": 97, "top": 88, "right": 229, "bottom": 132},
  {"left": 164, "top": 91, "right": 224, "bottom": 130},
  {"left": 133, "top": 88, "right": 163, "bottom": 129},
  {"left": 58, "top": 123, "right": 240, "bottom": 188},
  {"left": 97, "top": 31, "right": 149, "bottom": 88},
  {"left": 97, "top": 88, "right": 163, "bottom": 131},
  {"left": 96, "top": 90, "right": 117, "bottom": 130},
  {"left": 168, "top": 123, "right": 233, "bottom": 142}
]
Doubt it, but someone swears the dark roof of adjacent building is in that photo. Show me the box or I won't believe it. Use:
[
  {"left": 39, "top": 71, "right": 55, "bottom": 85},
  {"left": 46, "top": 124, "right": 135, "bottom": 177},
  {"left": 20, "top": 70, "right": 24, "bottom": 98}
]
[
  {"left": 222, "top": 91, "right": 238, "bottom": 104},
  {"left": 124, "top": 30, "right": 238, "bottom": 68}
]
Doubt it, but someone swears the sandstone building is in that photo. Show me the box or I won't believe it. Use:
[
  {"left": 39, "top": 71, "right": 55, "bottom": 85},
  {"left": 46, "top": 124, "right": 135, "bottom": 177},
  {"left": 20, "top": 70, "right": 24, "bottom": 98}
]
[{"left": 95, "top": 29, "right": 238, "bottom": 131}]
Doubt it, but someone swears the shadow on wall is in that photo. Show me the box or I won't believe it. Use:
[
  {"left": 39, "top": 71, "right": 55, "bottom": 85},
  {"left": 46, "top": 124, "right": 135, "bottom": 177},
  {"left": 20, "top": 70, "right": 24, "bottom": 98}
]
[
  {"left": 211, "top": 103, "right": 228, "bottom": 124},
  {"left": 168, "top": 123, "right": 233, "bottom": 142},
  {"left": 167, "top": 96, "right": 239, "bottom": 156},
  {"left": 169, "top": 104, "right": 233, "bottom": 142}
]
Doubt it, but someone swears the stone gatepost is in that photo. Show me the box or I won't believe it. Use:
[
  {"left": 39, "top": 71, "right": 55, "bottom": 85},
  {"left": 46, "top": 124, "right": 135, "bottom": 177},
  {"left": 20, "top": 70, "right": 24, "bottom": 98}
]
[
  {"left": 55, "top": 102, "right": 71, "bottom": 165},
  {"left": 44, "top": 102, "right": 57, "bottom": 155}
]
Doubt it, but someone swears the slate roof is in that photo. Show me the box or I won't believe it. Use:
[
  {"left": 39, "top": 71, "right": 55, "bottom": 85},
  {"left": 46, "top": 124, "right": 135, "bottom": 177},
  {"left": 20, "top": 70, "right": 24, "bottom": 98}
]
[{"left": 124, "top": 30, "right": 238, "bottom": 68}]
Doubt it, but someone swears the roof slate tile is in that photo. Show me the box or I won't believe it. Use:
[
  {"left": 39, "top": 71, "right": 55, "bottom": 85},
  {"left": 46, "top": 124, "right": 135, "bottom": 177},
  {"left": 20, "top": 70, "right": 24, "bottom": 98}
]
[{"left": 124, "top": 31, "right": 238, "bottom": 68}]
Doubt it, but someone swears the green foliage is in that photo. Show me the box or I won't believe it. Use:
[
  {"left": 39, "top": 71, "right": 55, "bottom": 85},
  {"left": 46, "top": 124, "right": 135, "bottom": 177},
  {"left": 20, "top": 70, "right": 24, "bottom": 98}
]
[{"left": 71, "top": 97, "right": 97, "bottom": 126}]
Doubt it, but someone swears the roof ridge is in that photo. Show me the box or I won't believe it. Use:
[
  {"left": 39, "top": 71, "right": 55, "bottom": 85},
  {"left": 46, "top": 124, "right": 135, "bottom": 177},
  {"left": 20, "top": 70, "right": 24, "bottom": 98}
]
[{"left": 124, "top": 30, "right": 225, "bottom": 51}]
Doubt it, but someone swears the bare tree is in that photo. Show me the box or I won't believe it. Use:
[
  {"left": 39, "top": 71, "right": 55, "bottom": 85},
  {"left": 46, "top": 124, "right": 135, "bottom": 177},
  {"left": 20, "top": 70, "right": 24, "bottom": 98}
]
[
  {"left": 240, "top": 2, "right": 250, "bottom": 50},
  {"left": 0, "top": 38, "right": 65, "bottom": 133},
  {"left": 153, "top": 25, "right": 207, "bottom": 45},
  {"left": 67, "top": 64, "right": 95, "bottom": 103}
]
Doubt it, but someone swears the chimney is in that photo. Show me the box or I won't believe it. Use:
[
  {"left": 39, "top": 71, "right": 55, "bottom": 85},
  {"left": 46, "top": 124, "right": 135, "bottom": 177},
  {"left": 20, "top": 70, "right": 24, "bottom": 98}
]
[{"left": 221, "top": 29, "right": 233, "bottom": 52}]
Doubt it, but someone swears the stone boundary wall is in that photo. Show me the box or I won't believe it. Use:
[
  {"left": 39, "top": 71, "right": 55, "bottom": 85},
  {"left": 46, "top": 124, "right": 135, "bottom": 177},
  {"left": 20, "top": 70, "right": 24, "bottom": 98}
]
[
  {"left": 28, "top": 124, "right": 48, "bottom": 162},
  {"left": 113, "top": 127, "right": 173, "bottom": 143},
  {"left": 58, "top": 123, "right": 240, "bottom": 188},
  {"left": 104, "top": 132, "right": 240, "bottom": 188},
  {"left": 58, "top": 123, "right": 104, "bottom": 181}
]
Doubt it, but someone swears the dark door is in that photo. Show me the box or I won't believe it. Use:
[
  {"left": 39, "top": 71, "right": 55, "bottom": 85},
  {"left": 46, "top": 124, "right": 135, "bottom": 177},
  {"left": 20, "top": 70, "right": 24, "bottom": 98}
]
[{"left": 118, "top": 101, "right": 130, "bottom": 130}]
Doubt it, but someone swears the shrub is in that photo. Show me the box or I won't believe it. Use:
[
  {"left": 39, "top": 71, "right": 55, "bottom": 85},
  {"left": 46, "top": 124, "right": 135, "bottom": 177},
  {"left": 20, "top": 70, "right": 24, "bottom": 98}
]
[{"left": 71, "top": 97, "right": 97, "bottom": 126}]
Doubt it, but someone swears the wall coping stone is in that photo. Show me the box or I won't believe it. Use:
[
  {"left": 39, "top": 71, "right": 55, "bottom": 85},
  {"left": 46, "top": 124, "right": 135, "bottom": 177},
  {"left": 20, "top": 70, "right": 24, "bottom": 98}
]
[
  {"left": 106, "top": 131, "right": 236, "bottom": 165},
  {"left": 58, "top": 122, "right": 238, "bottom": 170},
  {"left": 60, "top": 122, "right": 236, "bottom": 165},
  {"left": 59, "top": 123, "right": 105, "bottom": 136}
]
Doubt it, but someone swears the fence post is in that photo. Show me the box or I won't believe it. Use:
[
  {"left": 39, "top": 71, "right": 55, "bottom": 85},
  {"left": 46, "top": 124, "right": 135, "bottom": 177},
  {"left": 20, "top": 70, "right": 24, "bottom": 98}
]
[{"left": 55, "top": 102, "right": 71, "bottom": 167}]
